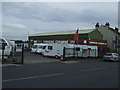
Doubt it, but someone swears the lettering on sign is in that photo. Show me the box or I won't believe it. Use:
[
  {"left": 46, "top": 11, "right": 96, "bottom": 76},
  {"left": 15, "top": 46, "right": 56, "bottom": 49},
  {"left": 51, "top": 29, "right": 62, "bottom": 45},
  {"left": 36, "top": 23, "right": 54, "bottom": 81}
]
[
  {"left": 89, "top": 41, "right": 106, "bottom": 45},
  {"left": 55, "top": 41, "right": 68, "bottom": 44},
  {"left": 43, "top": 41, "right": 54, "bottom": 43},
  {"left": 69, "top": 40, "right": 75, "bottom": 44}
]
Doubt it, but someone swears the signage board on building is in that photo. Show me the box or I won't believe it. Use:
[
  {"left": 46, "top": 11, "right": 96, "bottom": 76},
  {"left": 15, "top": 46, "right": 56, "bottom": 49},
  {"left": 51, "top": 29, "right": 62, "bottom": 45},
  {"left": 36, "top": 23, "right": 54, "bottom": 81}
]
[
  {"left": 43, "top": 40, "right": 76, "bottom": 44},
  {"left": 89, "top": 41, "right": 107, "bottom": 45}
]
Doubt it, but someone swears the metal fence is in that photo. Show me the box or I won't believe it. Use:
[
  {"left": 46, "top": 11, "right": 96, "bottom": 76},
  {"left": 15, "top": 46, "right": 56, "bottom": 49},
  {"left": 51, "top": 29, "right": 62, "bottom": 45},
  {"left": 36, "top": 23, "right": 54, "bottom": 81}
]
[
  {"left": 63, "top": 47, "right": 98, "bottom": 60},
  {"left": 2, "top": 44, "right": 24, "bottom": 64}
]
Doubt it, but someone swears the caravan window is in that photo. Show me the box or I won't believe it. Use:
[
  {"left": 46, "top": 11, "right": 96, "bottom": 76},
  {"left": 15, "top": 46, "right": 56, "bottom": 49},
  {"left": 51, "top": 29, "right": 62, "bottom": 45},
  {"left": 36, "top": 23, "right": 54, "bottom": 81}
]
[
  {"left": 76, "top": 47, "right": 80, "bottom": 51},
  {"left": 42, "top": 46, "right": 46, "bottom": 49},
  {"left": 38, "top": 46, "right": 43, "bottom": 48},
  {"left": 48, "top": 46, "right": 53, "bottom": 50},
  {"left": 32, "top": 45, "right": 37, "bottom": 48}
]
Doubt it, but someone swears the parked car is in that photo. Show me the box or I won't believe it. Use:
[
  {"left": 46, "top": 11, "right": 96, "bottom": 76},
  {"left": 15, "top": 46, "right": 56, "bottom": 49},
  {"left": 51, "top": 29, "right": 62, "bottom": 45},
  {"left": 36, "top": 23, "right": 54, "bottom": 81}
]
[{"left": 103, "top": 53, "right": 120, "bottom": 61}]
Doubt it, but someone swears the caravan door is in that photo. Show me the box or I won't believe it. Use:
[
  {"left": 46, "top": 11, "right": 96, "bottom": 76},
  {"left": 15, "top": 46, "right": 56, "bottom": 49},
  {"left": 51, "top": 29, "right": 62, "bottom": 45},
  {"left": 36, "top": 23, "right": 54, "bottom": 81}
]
[{"left": 44, "top": 45, "right": 53, "bottom": 56}]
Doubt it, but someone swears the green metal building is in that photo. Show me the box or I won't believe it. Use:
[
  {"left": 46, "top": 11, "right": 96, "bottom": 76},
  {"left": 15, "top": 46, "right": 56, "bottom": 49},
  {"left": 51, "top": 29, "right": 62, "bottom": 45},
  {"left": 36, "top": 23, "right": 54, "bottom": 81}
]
[{"left": 29, "top": 29, "right": 103, "bottom": 41}]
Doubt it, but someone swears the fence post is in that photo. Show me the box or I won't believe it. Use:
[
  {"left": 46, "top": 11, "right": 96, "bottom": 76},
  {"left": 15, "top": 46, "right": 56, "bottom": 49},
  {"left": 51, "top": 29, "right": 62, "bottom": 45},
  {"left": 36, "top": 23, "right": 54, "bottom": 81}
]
[
  {"left": 2, "top": 43, "right": 6, "bottom": 64},
  {"left": 2, "top": 48, "right": 4, "bottom": 64},
  {"left": 88, "top": 48, "right": 91, "bottom": 57},
  {"left": 63, "top": 47, "right": 65, "bottom": 60},
  {"left": 21, "top": 44, "right": 24, "bottom": 64},
  {"left": 73, "top": 47, "right": 75, "bottom": 58},
  {"left": 82, "top": 48, "right": 83, "bottom": 57},
  {"left": 95, "top": 49, "right": 96, "bottom": 57}
]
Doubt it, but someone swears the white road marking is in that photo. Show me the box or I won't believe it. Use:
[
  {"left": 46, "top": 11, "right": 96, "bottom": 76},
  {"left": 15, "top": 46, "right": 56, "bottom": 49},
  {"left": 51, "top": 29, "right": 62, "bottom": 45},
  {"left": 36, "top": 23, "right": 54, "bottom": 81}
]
[
  {"left": 80, "top": 67, "right": 107, "bottom": 72},
  {"left": 62, "top": 61, "right": 79, "bottom": 64},
  {"left": 0, "top": 64, "right": 21, "bottom": 67},
  {"left": 2, "top": 73, "right": 64, "bottom": 82}
]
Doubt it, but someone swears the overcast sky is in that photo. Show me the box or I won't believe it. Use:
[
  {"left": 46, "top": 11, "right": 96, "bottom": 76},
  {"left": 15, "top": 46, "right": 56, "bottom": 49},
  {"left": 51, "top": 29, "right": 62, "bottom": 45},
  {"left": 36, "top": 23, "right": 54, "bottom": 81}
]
[{"left": 2, "top": 2, "right": 118, "bottom": 40}]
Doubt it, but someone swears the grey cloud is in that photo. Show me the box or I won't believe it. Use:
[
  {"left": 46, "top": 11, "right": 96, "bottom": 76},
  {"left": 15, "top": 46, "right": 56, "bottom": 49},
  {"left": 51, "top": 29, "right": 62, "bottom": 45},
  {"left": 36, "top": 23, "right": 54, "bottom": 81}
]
[
  {"left": 1, "top": 2, "right": 98, "bottom": 23},
  {"left": 2, "top": 2, "right": 47, "bottom": 20},
  {"left": 2, "top": 2, "right": 117, "bottom": 24},
  {"left": 2, "top": 2, "right": 118, "bottom": 40}
]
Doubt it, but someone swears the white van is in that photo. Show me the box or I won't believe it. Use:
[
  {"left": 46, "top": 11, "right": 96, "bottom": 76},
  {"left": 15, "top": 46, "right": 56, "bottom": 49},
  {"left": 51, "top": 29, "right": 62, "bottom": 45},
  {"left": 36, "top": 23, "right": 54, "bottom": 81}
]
[
  {"left": 0, "top": 38, "right": 12, "bottom": 60},
  {"left": 31, "top": 43, "right": 47, "bottom": 54}
]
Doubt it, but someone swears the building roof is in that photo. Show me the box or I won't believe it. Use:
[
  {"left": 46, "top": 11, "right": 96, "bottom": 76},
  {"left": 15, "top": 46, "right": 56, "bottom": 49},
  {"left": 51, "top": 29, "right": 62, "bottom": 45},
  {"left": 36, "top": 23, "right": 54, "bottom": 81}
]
[{"left": 30, "top": 29, "right": 95, "bottom": 37}]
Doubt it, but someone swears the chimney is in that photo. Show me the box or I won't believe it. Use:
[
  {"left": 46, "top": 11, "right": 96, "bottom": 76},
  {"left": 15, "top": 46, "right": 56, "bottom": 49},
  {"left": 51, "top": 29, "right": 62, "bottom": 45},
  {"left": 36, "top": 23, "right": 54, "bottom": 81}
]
[
  {"left": 95, "top": 22, "right": 99, "bottom": 29},
  {"left": 105, "top": 22, "right": 110, "bottom": 28},
  {"left": 115, "top": 27, "right": 118, "bottom": 32}
]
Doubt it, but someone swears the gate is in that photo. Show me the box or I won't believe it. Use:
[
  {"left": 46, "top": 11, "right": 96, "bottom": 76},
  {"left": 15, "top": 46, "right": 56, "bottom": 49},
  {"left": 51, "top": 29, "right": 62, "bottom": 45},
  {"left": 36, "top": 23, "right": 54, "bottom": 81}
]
[
  {"left": 2, "top": 44, "right": 24, "bottom": 64},
  {"left": 63, "top": 47, "right": 97, "bottom": 61}
]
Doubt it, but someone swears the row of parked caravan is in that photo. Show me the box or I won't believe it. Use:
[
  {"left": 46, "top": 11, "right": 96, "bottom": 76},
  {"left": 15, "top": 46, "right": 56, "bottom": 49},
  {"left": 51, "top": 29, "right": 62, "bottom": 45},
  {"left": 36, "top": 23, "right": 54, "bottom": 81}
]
[{"left": 31, "top": 43, "right": 98, "bottom": 58}]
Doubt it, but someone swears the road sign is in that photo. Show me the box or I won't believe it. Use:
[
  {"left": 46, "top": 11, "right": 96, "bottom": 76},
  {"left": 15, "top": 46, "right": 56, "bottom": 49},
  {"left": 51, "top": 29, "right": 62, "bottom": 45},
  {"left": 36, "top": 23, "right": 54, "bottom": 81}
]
[{"left": 112, "top": 40, "right": 117, "bottom": 43}]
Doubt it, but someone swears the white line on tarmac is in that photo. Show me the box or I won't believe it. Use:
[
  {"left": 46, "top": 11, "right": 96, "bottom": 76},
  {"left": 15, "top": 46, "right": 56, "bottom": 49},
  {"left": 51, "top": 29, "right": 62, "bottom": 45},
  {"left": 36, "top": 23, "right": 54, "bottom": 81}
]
[
  {"left": 80, "top": 67, "right": 107, "bottom": 72},
  {"left": 2, "top": 73, "right": 64, "bottom": 82},
  {"left": 0, "top": 64, "right": 21, "bottom": 67}
]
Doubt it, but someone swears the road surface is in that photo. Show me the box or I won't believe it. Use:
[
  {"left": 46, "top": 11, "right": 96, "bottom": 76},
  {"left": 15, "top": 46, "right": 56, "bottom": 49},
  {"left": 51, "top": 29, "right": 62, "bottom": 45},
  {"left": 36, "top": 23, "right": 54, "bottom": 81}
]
[{"left": 2, "top": 61, "right": 119, "bottom": 88}]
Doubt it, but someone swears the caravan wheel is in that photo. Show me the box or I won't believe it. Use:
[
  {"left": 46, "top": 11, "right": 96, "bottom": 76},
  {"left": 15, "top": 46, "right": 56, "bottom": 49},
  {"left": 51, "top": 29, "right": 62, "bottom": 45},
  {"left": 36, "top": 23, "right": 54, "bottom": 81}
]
[{"left": 55, "top": 55, "right": 59, "bottom": 59}]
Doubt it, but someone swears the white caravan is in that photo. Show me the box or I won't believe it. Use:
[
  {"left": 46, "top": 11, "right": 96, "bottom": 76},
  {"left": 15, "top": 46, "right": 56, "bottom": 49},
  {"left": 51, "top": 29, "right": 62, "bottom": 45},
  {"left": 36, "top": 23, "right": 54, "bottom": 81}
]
[
  {"left": 31, "top": 43, "right": 47, "bottom": 54},
  {"left": 0, "top": 38, "right": 12, "bottom": 60},
  {"left": 42, "top": 43, "right": 74, "bottom": 58},
  {"left": 42, "top": 43, "right": 98, "bottom": 58}
]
